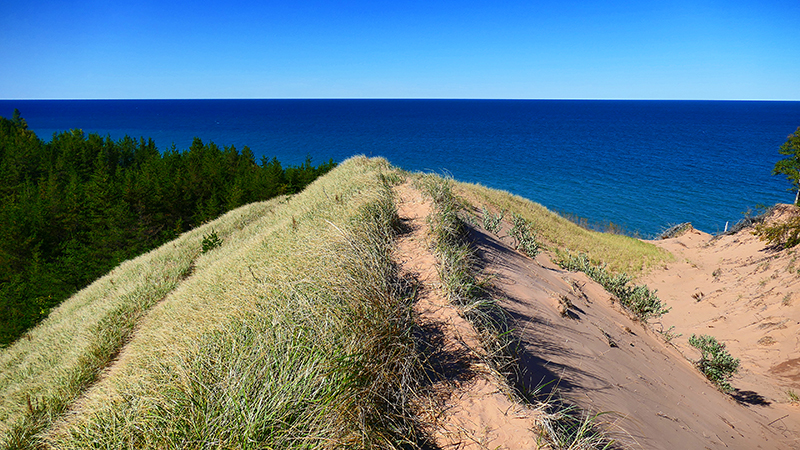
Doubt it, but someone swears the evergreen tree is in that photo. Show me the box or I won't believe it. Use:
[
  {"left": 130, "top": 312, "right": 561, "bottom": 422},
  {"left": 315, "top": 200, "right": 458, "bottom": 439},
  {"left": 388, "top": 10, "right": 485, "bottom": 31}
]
[
  {"left": 0, "top": 112, "right": 336, "bottom": 346},
  {"left": 774, "top": 126, "right": 800, "bottom": 205}
]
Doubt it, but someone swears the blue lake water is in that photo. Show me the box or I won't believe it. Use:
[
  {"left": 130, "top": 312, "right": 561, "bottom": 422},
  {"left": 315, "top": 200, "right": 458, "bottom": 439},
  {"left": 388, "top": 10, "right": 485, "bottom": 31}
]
[{"left": 2, "top": 99, "right": 799, "bottom": 237}]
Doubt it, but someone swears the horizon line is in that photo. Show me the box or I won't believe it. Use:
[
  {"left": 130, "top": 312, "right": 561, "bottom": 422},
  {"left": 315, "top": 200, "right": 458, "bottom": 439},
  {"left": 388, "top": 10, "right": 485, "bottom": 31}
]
[{"left": 2, "top": 97, "right": 799, "bottom": 102}]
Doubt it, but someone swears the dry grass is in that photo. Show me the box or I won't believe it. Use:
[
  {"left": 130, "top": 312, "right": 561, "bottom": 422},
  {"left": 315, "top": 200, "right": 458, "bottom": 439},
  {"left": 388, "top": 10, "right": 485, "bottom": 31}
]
[
  {"left": 455, "top": 182, "right": 671, "bottom": 276},
  {"left": 2, "top": 160, "right": 670, "bottom": 449},
  {"left": 0, "top": 195, "right": 275, "bottom": 448},
  {"left": 1, "top": 157, "right": 429, "bottom": 449}
]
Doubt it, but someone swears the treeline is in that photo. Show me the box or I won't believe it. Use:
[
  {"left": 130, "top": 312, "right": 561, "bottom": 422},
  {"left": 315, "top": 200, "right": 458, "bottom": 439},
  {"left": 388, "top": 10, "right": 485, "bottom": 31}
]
[{"left": 0, "top": 111, "right": 336, "bottom": 346}]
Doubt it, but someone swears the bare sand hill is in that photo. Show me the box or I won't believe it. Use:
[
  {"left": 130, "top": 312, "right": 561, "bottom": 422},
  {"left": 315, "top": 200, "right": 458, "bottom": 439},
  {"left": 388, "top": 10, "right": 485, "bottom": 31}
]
[
  {"left": 399, "top": 181, "right": 799, "bottom": 448},
  {"left": 475, "top": 222, "right": 800, "bottom": 449},
  {"left": 640, "top": 205, "right": 800, "bottom": 446}
]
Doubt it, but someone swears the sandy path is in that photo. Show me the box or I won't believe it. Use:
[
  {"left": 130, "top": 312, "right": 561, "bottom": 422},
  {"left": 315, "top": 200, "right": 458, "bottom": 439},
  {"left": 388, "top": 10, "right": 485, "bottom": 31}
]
[{"left": 393, "top": 182, "right": 542, "bottom": 450}]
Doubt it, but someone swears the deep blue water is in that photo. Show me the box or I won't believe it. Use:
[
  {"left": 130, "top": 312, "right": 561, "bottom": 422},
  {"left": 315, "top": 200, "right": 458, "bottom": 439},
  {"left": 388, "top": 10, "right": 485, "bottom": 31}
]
[{"left": 2, "top": 99, "right": 799, "bottom": 236}]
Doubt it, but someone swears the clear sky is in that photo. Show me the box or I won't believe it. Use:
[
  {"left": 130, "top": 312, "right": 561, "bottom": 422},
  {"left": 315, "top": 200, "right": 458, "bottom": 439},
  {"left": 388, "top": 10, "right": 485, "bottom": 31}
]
[{"left": 2, "top": 0, "right": 798, "bottom": 100}]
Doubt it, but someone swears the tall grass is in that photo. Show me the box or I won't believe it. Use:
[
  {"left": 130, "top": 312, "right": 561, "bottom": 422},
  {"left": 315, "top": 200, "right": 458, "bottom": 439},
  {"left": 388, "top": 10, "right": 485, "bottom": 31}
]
[{"left": 2, "top": 157, "right": 429, "bottom": 449}]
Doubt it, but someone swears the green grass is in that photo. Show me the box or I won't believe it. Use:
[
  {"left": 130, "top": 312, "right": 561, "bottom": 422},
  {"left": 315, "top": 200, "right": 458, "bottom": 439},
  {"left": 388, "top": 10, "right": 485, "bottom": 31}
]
[
  {"left": 1, "top": 157, "right": 429, "bottom": 449},
  {"left": 2, "top": 161, "right": 675, "bottom": 449}
]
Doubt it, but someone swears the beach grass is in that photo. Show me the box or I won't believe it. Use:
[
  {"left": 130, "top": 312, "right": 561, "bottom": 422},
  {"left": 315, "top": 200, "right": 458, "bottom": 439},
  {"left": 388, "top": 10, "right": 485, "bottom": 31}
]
[
  {"left": 1, "top": 156, "right": 428, "bottom": 449},
  {"left": 2, "top": 159, "right": 673, "bottom": 449}
]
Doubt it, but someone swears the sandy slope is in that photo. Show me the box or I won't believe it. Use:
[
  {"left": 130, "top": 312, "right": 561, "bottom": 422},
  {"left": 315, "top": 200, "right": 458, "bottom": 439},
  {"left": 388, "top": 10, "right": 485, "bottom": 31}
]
[
  {"left": 640, "top": 205, "right": 800, "bottom": 445},
  {"left": 465, "top": 208, "right": 800, "bottom": 448}
]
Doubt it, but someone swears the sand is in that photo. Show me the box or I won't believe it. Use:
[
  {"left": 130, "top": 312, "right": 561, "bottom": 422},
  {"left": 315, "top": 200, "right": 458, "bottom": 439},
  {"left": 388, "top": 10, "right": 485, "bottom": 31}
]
[{"left": 397, "top": 181, "right": 800, "bottom": 449}]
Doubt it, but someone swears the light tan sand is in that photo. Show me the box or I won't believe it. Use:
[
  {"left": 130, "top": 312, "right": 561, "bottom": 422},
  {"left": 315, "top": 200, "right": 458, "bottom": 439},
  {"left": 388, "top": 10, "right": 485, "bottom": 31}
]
[
  {"left": 397, "top": 182, "right": 800, "bottom": 448},
  {"left": 469, "top": 207, "right": 800, "bottom": 449},
  {"left": 640, "top": 204, "right": 800, "bottom": 445}
]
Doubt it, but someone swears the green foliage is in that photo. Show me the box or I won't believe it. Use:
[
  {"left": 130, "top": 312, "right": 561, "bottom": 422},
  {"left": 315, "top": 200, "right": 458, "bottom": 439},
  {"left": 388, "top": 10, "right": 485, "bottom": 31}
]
[
  {"left": 688, "top": 334, "right": 740, "bottom": 393},
  {"left": 509, "top": 212, "right": 541, "bottom": 257},
  {"left": 556, "top": 252, "right": 668, "bottom": 321},
  {"left": 0, "top": 112, "right": 336, "bottom": 347},
  {"left": 200, "top": 230, "right": 223, "bottom": 253},
  {"left": 774, "top": 126, "right": 800, "bottom": 205},
  {"left": 481, "top": 206, "right": 505, "bottom": 234},
  {"left": 754, "top": 215, "right": 800, "bottom": 249}
]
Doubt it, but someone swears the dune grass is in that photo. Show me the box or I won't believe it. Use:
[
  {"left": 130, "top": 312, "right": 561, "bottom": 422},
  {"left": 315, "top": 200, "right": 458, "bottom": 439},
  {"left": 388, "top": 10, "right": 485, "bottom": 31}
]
[
  {"left": 2, "top": 160, "right": 673, "bottom": 449},
  {"left": 1, "top": 157, "right": 428, "bottom": 449},
  {"left": 0, "top": 196, "right": 276, "bottom": 448},
  {"left": 454, "top": 182, "right": 671, "bottom": 276},
  {"left": 416, "top": 173, "right": 617, "bottom": 449}
]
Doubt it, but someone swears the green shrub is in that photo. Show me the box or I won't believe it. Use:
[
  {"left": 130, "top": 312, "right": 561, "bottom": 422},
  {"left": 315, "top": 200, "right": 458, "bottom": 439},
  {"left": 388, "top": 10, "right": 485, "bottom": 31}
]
[
  {"left": 688, "top": 334, "right": 740, "bottom": 393},
  {"left": 555, "top": 252, "right": 668, "bottom": 321},
  {"left": 201, "top": 230, "right": 223, "bottom": 253},
  {"left": 481, "top": 206, "right": 505, "bottom": 234},
  {"left": 754, "top": 216, "right": 800, "bottom": 249},
  {"left": 509, "top": 213, "right": 541, "bottom": 258}
]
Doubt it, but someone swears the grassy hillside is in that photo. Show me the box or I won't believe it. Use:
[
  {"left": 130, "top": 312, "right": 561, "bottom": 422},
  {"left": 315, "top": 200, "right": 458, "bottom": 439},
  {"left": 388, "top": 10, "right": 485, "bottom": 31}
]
[
  {"left": 0, "top": 158, "right": 670, "bottom": 449},
  {"left": 1, "top": 157, "right": 424, "bottom": 449}
]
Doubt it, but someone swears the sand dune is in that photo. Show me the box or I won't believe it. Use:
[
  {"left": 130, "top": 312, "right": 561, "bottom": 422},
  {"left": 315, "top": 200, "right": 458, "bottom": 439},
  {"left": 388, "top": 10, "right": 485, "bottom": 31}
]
[{"left": 435, "top": 202, "right": 800, "bottom": 449}]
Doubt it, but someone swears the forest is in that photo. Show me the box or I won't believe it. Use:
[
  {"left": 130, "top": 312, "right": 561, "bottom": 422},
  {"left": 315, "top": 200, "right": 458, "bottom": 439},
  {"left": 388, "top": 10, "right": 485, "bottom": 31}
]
[{"left": 0, "top": 110, "right": 336, "bottom": 346}]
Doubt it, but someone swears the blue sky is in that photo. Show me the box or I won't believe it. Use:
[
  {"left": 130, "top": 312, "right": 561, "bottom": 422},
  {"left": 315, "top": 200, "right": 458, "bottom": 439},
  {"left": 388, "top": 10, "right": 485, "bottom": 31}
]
[{"left": 2, "top": 0, "right": 798, "bottom": 99}]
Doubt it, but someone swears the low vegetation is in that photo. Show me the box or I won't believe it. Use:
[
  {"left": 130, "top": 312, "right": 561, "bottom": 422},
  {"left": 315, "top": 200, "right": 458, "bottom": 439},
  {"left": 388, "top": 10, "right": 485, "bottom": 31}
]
[
  {"left": 1, "top": 156, "right": 686, "bottom": 448},
  {"left": 554, "top": 252, "right": 668, "bottom": 321},
  {"left": 688, "top": 334, "right": 740, "bottom": 393},
  {"left": 754, "top": 215, "right": 800, "bottom": 249},
  {"left": 455, "top": 182, "right": 671, "bottom": 276}
]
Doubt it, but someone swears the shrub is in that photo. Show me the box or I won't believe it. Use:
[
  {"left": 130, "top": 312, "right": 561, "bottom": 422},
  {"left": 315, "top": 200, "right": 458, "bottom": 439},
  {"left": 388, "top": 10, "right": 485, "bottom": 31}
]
[
  {"left": 754, "top": 216, "right": 800, "bottom": 249},
  {"left": 555, "top": 252, "right": 668, "bottom": 321},
  {"left": 201, "top": 230, "right": 223, "bottom": 253},
  {"left": 658, "top": 222, "right": 692, "bottom": 239},
  {"left": 688, "top": 334, "right": 740, "bottom": 393},
  {"left": 481, "top": 206, "right": 505, "bottom": 234},
  {"left": 509, "top": 213, "right": 541, "bottom": 258}
]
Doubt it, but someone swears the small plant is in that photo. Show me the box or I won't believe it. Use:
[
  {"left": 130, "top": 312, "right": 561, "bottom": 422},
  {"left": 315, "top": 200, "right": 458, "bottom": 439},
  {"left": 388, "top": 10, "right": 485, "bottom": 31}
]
[
  {"left": 692, "top": 291, "right": 705, "bottom": 302},
  {"left": 555, "top": 252, "right": 668, "bottom": 321},
  {"left": 688, "top": 334, "right": 740, "bottom": 393},
  {"left": 788, "top": 389, "right": 800, "bottom": 404},
  {"left": 754, "top": 216, "right": 800, "bottom": 249},
  {"left": 509, "top": 213, "right": 541, "bottom": 257},
  {"left": 660, "top": 326, "right": 681, "bottom": 343},
  {"left": 481, "top": 206, "right": 505, "bottom": 234},
  {"left": 201, "top": 230, "right": 223, "bottom": 253},
  {"left": 712, "top": 267, "right": 722, "bottom": 280},
  {"left": 658, "top": 222, "right": 693, "bottom": 239}
]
